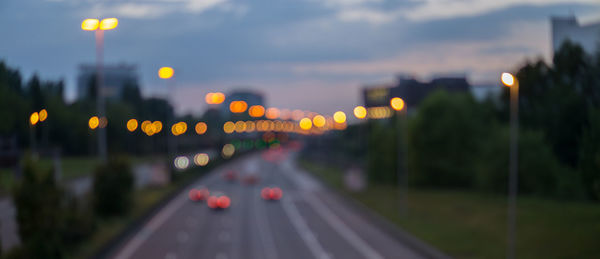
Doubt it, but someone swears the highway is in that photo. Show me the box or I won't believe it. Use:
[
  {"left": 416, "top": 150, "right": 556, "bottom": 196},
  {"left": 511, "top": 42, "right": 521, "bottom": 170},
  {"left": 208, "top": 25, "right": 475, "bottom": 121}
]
[{"left": 108, "top": 149, "right": 430, "bottom": 259}]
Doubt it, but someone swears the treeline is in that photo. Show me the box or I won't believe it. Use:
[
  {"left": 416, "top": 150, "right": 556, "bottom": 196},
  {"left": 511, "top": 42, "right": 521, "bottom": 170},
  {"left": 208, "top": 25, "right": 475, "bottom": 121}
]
[
  {"left": 354, "top": 41, "right": 600, "bottom": 201},
  {"left": 0, "top": 61, "right": 174, "bottom": 156}
]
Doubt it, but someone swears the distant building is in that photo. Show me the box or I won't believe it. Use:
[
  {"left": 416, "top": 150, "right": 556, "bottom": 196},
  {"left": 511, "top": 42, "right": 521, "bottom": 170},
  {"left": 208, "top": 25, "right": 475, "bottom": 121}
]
[
  {"left": 221, "top": 89, "right": 265, "bottom": 118},
  {"left": 551, "top": 16, "right": 600, "bottom": 55},
  {"left": 76, "top": 63, "right": 139, "bottom": 100},
  {"left": 362, "top": 76, "right": 470, "bottom": 118}
]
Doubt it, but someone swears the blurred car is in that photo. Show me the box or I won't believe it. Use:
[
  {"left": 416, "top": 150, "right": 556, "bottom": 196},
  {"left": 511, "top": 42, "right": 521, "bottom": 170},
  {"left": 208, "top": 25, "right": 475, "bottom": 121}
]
[
  {"left": 223, "top": 170, "right": 238, "bottom": 182},
  {"left": 261, "top": 187, "right": 283, "bottom": 201},
  {"left": 188, "top": 187, "right": 210, "bottom": 202},
  {"left": 206, "top": 192, "right": 231, "bottom": 210},
  {"left": 242, "top": 171, "right": 260, "bottom": 185}
]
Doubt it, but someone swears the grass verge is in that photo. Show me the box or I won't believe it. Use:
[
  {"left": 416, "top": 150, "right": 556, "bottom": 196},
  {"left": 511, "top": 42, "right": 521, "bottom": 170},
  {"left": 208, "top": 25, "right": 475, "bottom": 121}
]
[{"left": 298, "top": 159, "right": 600, "bottom": 259}]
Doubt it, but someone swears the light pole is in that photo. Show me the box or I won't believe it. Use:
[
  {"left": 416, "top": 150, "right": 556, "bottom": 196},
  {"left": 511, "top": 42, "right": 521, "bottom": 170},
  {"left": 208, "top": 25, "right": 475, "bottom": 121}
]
[
  {"left": 502, "top": 72, "right": 519, "bottom": 259},
  {"left": 158, "top": 67, "right": 176, "bottom": 166},
  {"left": 390, "top": 97, "right": 407, "bottom": 215},
  {"left": 81, "top": 18, "right": 118, "bottom": 163}
]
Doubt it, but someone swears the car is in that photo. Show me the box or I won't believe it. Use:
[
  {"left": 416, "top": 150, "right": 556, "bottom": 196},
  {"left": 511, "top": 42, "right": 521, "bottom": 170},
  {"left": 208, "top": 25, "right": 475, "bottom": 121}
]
[
  {"left": 261, "top": 187, "right": 283, "bottom": 201},
  {"left": 206, "top": 192, "right": 231, "bottom": 210},
  {"left": 188, "top": 187, "right": 210, "bottom": 202},
  {"left": 223, "top": 170, "right": 237, "bottom": 182}
]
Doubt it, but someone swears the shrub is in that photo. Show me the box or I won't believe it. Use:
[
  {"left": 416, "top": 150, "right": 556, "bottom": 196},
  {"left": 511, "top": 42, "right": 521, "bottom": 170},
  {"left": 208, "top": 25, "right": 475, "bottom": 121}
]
[{"left": 92, "top": 156, "right": 134, "bottom": 217}]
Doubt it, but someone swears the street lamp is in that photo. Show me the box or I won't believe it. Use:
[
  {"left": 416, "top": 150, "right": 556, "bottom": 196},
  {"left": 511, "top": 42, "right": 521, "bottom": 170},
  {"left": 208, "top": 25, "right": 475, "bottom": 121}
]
[
  {"left": 159, "top": 67, "right": 176, "bottom": 164},
  {"left": 390, "top": 97, "right": 408, "bottom": 215},
  {"left": 502, "top": 72, "right": 519, "bottom": 259},
  {"left": 81, "top": 17, "right": 118, "bottom": 163}
]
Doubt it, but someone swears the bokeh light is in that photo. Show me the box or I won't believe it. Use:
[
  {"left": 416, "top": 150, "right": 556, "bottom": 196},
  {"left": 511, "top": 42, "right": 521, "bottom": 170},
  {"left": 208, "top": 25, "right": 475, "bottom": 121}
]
[
  {"left": 193, "top": 153, "right": 210, "bottom": 166},
  {"left": 353, "top": 106, "right": 367, "bottom": 119},
  {"left": 299, "top": 118, "right": 312, "bottom": 130},
  {"left": 127, "top": 119, "right": 138, "bottom": 132},
  {"left": 333, "top": 111, "right": 346, "bottom": 124},
  {"left": 81, "top": 19, "right": 99, "bottom": 31},
  {"left": 229, "top": 101, "right": 248, "bottom": 113},
  {"left": 195, "top": 122, "right": 207, "bottom": 135},
  {"left": 205, "top": 92, "right": 225, "bottom": 104},
  {"left": 174, "top": 156, "right": 189, "bottom": 170},
  {"left": 223, "top": 121, "right": 235, "bottom": 134},
  {"left": 152, "top": 121, "right": 163, "bottom": 133},
  {"left": 249, "top": 105, "right": 266, "bottom": 117},
  {"left": 265, "top": 108, "right": 280, "bottom": 119},
  {"left": 501, "top": 72, "right": 515, "bottom": 87},
  {"left": 99, "top": 18, "right": 118, "bottom": 30},
  {"left": 222, "top": 144, "right": 235, "bottom": 158},
  {"left": 313, "top": 115, "right": 326, "bottom": 127},
  {"left": 88, "top": 116, "right": 99, "bottom": 130},
  {"left": 158, "top": 67, "right": 174, "bottom": 79},
  {"left": 390, "top": 97, "right": 405, "bottom": 111},
  {"left": 38, "top": 109, "right": 48, "bottom": 122},
  {"left": 30, "top": 112, "right": 39, "bottom": 126},
  {"left": 99, "top": 117, "right": 108, "bottom": 128}
]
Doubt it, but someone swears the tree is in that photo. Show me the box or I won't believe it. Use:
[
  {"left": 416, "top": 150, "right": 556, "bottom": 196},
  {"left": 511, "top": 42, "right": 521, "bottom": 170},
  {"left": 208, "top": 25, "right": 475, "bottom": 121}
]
[
  {"left": 92, "top": 157, "right": 134, "bottom": 217},
  {"left": 579, "top": 108, "right": 600, "bottom": 200},
  {"left": 12, "top": 157, "right": 64, "bottom": 259}
]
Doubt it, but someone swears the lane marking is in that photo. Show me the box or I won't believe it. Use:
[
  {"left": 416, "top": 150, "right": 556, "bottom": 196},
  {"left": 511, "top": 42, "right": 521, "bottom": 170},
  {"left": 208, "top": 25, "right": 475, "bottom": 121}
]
[
  {"left": 281, "top": 195, "right": 331, "bottom": 259},
  {"left": 254, "top": 188, "right": 279, "bottom": 259},
  {"left": 304, "top": 193, "right": 385, "bottom": 259}
]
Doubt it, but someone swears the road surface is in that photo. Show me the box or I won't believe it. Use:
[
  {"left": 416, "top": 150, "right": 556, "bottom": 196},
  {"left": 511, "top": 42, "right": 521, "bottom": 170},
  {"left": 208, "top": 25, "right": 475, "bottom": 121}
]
[{"left": 108, "top": 150, "right": 432, "bottom": 259}]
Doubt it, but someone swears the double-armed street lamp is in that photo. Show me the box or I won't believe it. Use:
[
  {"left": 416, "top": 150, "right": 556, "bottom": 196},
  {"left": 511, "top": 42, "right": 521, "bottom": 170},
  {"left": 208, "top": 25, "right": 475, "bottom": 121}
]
[
  {"left": 501, "top": 72, "right": 519, "bottom": 259},
  {"left": 81, "top": 17, "right": 118, "bottom": 163}
]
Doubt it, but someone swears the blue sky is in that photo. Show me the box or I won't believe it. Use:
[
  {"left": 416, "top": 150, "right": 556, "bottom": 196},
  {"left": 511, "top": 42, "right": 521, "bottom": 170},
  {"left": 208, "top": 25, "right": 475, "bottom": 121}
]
[{"left": 1, "top": 0, "right": 599, "bottom": 116}]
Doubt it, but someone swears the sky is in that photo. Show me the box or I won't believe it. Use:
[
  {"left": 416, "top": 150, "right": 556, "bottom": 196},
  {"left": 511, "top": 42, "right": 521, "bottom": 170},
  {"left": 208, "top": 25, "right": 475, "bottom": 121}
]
[{"left": 1, "top": 0, "right": 599, "bottom": 116}]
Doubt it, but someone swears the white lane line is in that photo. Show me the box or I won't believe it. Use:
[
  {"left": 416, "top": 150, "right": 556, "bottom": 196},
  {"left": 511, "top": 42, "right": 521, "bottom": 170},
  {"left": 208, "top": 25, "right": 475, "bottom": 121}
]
[
  {"left": 304, "top": 193, "right": 384, "bottom": 259},
  {"left": 114, "top": 172, "right": 223, "bottom": 259},
  {"left": 254, "top": 188, "right": 278, "bottom": 259},
  {"left": 281, "top": 195, "right": 331, "bottom": 259}
]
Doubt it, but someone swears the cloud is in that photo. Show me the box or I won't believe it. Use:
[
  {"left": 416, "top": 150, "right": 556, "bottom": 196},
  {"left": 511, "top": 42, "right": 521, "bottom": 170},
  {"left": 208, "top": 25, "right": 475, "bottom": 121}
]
[
  {"left": 403, "top": 0, "right": 600, "bottom": 21},
  {"left": 87, "top": 0, "right": 237, "bottom": 19}
]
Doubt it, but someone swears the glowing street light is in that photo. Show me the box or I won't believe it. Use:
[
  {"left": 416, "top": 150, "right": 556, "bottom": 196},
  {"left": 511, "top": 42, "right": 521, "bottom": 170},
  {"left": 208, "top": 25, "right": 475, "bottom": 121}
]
[
  {"left": 39, "top": 109, "right": 48, "bottom": 122},
  {"left": 30, "top": 112, "right": 39, "bottom": 126},
  {"left": 195, "top": 122, "right": 207, "bottom": 135},
  {"left": 502, "top": 72, "right": 520, "bottom": 259},
  {"left": 158, "top": 67, "right": 174, "bottom": 79},
  {"left": 313, "top": 115, "right": 326, "bottom": 127},
  {"left": 333, "top": 111, "right": 346, "bottom": 124},
  {"left": 89, "top": 116, "right": 100, "bottom": 130},
  {"left": 390, "top": 97, "right": 405, "bottom": 111},
  {"left": 249, "top": 105, "right": 266, "bottom": 118},
  {"left": 81, "top": 17, "right": 118, "bottom": 163},
  {"left": 126, "top": 119, "right": 138, "bottom": 132},
  {"left": 229, "top": 101, "right": 248, "bottom": 113},
  {"left": 354, "top": 106, "right": 367, "bottom": 119},
  {"left": 205, "top": 92, "right": 225, "bottom": 104},
  {"left": 390, "top": 96, "right": 408, "bottom": 216},
  {"left": 299, "top": 118, "right": 312, "bottom": 130}
]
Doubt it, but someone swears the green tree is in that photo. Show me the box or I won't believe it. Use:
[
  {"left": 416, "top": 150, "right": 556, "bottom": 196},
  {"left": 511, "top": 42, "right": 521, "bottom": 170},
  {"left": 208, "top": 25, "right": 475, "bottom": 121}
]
[
  {"left": 12, "top": 158, "right": 64, "bottom": 259},
  {"left": 579, "top": 108, "right": 600, "bottom": 200},
  {"left": 92, "top": 157, "right": 134, "bottom": 217}
]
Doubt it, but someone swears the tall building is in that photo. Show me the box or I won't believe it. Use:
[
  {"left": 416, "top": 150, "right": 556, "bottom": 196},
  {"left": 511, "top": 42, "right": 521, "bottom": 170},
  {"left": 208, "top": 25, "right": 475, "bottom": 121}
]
[
  {"left": 76, "top": 63, "right": 139, "bottom": 100},
  {"left": 551, "top": 16, "right": 600, "bottom": 55}
]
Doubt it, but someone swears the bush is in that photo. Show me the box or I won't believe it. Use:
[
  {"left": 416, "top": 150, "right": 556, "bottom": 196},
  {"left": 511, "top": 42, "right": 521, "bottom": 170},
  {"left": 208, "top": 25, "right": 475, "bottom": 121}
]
[
  {"left": 92, "top": 157, "right": 134, "bottom": 217},
  {"left": 12, "top": 158, "right": 64, "bottom": 259},
  {"left": 61, "top": 196, "right": 96, "bottom": 248}
]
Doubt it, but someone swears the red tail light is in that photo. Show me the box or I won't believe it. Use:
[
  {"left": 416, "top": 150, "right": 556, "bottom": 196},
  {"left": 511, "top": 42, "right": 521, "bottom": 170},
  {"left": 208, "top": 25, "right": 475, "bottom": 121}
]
[
  {"left": 217, "top": 196, "right": 231, "bottom": 209},
  {"left": 271, "top": 187, "right": 283, "bottom": 200},
  {"left": 207, "top": 196, "right": 218, "bottom": 209},
  {"left": 189, "top": 189, "right": 199, "bottom": 201}
]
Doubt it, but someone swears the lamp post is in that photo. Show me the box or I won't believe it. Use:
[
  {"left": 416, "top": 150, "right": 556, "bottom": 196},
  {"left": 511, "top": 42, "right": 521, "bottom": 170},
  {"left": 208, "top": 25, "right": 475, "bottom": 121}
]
[
  {"left": 158, "top": 67, "right": 176, "bottom": 165},
  {"left": 390, "top": 97, "right": 407, "bottom": 215},
  {"left": 81, "top": 18, "right": 118, "bottom": 163},
  {"left": 502, "top": 72, "right": 519, "bottom": 259}
]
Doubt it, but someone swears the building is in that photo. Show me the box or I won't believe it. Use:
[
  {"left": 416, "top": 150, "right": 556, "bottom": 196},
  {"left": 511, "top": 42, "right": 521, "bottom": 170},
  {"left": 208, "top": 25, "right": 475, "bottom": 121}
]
[
  {"left": 551, "top": 16, "right": 600, "bottom": 55},
  {"left": 76, "top": 63, "right": 139, "bottom": 100},
  {"left": 220, "top": 89, "right": 265, "bottom": 118},
  {"left": 362, "top": 75, "right": 470, "bottom": 118}
]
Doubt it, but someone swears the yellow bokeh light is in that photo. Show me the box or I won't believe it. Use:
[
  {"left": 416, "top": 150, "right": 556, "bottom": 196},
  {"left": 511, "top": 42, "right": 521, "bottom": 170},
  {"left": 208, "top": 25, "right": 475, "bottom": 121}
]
[
  {"left": 246, "top": 121, "right": 256, "bottom": 132},
  {"left": 222, "top": 144, "right": 235, "bottom": 158},
  {"left": 127, "top": 119, "right": 138, "bottom": 132},
  {"left": 390, "top": 97, "right": 405, "bottom": 111},
  {"left": 299, "top": 118, "right": 312, "bottom": 130},
  {"left": 249, "top": 105, "right": 266, "bottom": 118},
  {"left": 313, "top": 115, "right": 326, "bottom": 127},
  {"left": 141, "top": 120, "right": 151, "bottom": 133},
  {"left": 235, "top": 121, "right": 246, "bottom": 133},
  {"left": 229, "top": 101, "right": 248, "bottom": 113},
  {"left": 38, "top": 109, "right": 48, "bottom": 122},
  {"left": 333, "top": 111, "right": 346, "bottom": 124},
  {"left": 195, "top": 122, "right": 207, "bottom": 135},
  {"left": 353, "top": 106, "right": 367, "bottom": 119},
  {"left": 99, "top": 18, "right": 118, "bottom": 30},
  {"left": 152, "top": 121, "right": 163, "bottom": 133},
  {"left": 265, "top": 108, "right": 280, "bottom": 119},
  {"left": 194, "top": 153, "right": 210, "bottom": 166},
  {"left": 81, "top": 19, "right": 99, "bottom": 31},
  {"left": 205, "top": 92, "right": 226, "bottom": 104},
  {"left": 501, "top": 72, "right": 515, "bottom": 87},
  {"left": 158, "top": 67, "right": 174, "bottom": 79},
  {"left": 30, "top": 112, "right": 39, "bottom": 126},
  {"left": 89, "top": 116, "right": 99, "bottom": 130},
  {"left": 223, "top": 121, "right": 235, "bottom": 134}
]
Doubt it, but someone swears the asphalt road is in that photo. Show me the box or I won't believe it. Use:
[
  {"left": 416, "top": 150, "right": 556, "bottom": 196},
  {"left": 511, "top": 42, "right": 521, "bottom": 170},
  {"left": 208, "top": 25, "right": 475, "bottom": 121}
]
[{"left": 108, "top": 149, "right": 429, "bottom": 259}]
